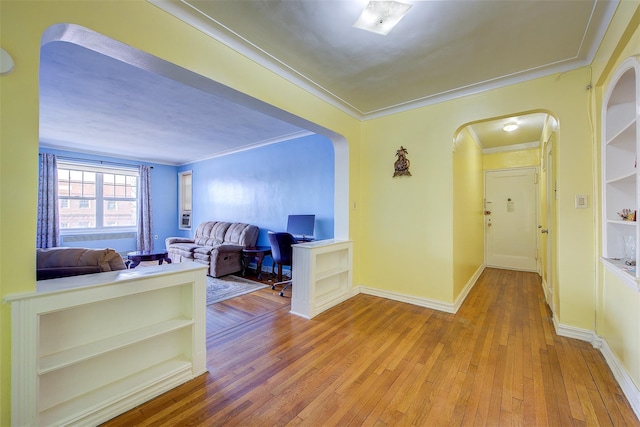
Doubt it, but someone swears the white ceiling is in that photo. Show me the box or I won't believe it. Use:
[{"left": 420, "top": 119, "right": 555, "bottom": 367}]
[{"left": 38, "top": 0, "right": 617, "bottom": 165}]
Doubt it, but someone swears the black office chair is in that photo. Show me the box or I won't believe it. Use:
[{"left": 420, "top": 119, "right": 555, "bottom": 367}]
[{"left": 267, "top": 231, "right": 297, "bottom": 296}]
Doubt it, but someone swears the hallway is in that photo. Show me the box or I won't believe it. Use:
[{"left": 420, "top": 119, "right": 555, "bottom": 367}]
[{"left": 104, "top": 268, "right": 639, "bottom": 426}]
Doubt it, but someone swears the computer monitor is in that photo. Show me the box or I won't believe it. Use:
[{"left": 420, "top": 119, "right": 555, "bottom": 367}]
[{"left": 287, "top": 214, "right": 315, "bottom": 240}]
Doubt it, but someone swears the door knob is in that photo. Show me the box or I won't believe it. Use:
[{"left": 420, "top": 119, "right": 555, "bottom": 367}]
[{"left": 540, "top": 229, "right": 549, "bottom": 234}]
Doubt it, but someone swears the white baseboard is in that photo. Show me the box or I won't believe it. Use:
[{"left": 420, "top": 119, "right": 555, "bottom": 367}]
[
  {"left": 541, "top": 277, "right": 552, "bottom": 307},
  {"left": 356, "top": 264, "right": 485, "bottom": 314},
  {"left": 554, "top": 319, "right": 640, "bottom": 421},
  {"left": 553, "top": 317, "right": 596, "bottom": 342},
  {"left": 357, "top": 286, "right": 456, "bottom": 313},
  {"left": 453, "top": 264, "right": 485, "bottom": 313},
  {"left": 352, "top": 270, "right": 640, "bottom": 421}
]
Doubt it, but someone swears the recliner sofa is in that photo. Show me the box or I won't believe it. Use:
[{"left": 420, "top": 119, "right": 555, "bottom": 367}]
[
  {"left": 165, "top": 221, "right": 259, "bottom": 277},
  {"left": 36, "top": 247, "right": 127, "bottom": 280}
]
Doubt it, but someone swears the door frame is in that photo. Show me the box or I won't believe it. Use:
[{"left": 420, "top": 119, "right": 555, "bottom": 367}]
[
  {"left": 542, "top": 137, "right": 555, "bottom": 311},
  {"left": 484, "top": 166, "right": 540, "bottom": 272}
]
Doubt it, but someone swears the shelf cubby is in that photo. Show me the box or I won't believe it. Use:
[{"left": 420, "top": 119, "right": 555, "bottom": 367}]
[
  {"left": 602, "top": 57, "right": 640, "bottom": 283},
  {"left": 5, "top": 262, "right": 208, "bottom": 426}
]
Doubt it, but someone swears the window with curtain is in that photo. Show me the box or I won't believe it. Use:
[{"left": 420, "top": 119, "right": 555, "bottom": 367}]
[{"left": 57, "top": 161, "right": 139, "bottom": 231}]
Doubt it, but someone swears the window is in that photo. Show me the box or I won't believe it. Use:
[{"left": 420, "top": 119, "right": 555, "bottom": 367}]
[
  {"left": 58, "top": 162, "right": 138, "bottom": 231},
  {"left": 178, "top": 171, "right": 192, "bottom": 230}
]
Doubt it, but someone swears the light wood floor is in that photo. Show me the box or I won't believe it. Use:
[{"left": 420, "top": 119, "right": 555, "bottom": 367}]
[{"left": 103, "top": 268, "right": 639, "bottom": 426}]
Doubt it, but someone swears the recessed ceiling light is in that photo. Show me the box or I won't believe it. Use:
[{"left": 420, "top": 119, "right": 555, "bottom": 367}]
[
  {"left": 353, "top": 1, "right": 413, "bottom": 36},
  {"left": 503, "top": 123, "right": 518, "bottom": 132}
]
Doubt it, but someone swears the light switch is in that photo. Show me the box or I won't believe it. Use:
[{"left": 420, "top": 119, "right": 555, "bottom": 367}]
[{"left": 575, "top": 195, "right": 588, "bottom": 209}]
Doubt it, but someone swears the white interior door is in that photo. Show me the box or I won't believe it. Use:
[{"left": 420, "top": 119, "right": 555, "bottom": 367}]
[{"left": 485, "top": 168, "right": 538, "bottom": 271}]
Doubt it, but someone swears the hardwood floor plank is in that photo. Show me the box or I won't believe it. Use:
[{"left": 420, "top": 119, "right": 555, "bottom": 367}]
[{"left": 101, "top": 268, "right": 640, "bottom": 427}]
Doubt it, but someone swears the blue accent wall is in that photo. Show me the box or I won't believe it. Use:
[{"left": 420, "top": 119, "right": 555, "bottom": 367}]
[
  {"left": 39, "top": 132, "right": 334, "bottom": 258},
  {"left": 179, "top": 133, "right": 334, "bottom": 246},
  {"left": 39, "top": 148, "right": 178, "bottom": 253}
]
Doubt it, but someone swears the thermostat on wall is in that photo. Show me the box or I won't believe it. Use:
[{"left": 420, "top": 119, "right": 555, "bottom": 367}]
[{"left": 575, "top": 195, "right": 588, "bottom": 209}]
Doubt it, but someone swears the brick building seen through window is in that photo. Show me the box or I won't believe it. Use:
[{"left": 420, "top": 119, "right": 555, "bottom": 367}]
[{"left": 57, "top": 163, "right": 138, "bottom": 230}]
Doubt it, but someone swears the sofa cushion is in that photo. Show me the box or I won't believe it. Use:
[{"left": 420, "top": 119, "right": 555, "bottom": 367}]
[
  {"left": 171, "top": 243, "right": 200, "bottom": 253},
  {"left": 192, "top": 246, "right": 214, "bottom": 255},
  {"left": 193, "top": 246, "right": 214, "bottom": 262},
  {"left": 38, "top": 247, "right": 124, "bottom": 271},
  {"left": 223, "top": 223, "right": 259, "bottom": 247},
  {"left": 100, "top": 249, "right": 127, "bottom": 271},
  {"left": 193, "top": 222, "right": 231, "bottom": 246},
  {"left": 36, "top": 247, "right": 127, "bottom": 280}
]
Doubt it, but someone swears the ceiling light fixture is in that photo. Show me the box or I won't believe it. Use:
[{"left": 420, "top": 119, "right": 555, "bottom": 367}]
[
  {"left": 503, "top": 123, "right": 518, "bottom": 132},
  {"left": 353, "top": 1, "right": 413, "bottom": 36}
]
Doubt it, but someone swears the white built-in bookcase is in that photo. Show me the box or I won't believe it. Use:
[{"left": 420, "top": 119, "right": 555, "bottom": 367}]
[
  {"left": 5, "top": 263, "right": 208, "bottom": 426},
  {"left": 602, "top": 56, "right": 640, "bottom": 286},
  {"left": 291, "top": 240, "right": 353, "bottom": 319}
]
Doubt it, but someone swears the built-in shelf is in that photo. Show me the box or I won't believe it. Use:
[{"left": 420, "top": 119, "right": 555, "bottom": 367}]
[
  {"left": 606, "top": 219, "right": 637, "bottom": 226},
  {"left": 39, "top": 317, "right": 194, "bottom": 374},
  {"left": 606, "top": 171, "right": 635, "bottom": 184},
  {"left": 291, "top": 240, "right": 353, "bottom": 319},
  {"left": 602, "top": 57, "right": 640, "bottom": 280},
  {"left": 5, "top": 262, "right": 208, "bottom": 426},
  {"left": 40, "top": 357, "right": 193, "bottom": 426}
]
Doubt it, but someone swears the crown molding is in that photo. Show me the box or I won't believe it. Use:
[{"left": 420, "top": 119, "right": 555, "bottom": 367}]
[{"left": 149, "top": 0, "right": 618, "bottom": 121}]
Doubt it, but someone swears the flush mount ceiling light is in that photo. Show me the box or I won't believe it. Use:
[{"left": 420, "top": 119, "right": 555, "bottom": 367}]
[
  {"left": 503, "top": 123, "right": 519, "bottom": 132},
  {"left": 353, "top": 1, "right": 413, "bottom": 36}
]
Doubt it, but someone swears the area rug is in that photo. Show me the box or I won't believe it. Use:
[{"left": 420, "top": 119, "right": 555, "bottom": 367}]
[{"left": 206, "top": 275, "right": 268, "bottom": 305}]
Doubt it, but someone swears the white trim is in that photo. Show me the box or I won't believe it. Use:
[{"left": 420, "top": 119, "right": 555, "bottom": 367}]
[
  {"left": 453, "top": 264, "right": 485, "bottom": 312},
  {"left": 148, "top": 0, "right": 618, "bottom": 120},
  {"left": 355, "top": 264, "right": 484, "bottom": 315},
  {"left": 553, "top": 321, "right": 640, "bottom": 421},
  {"left": 541, "top": 277, "right": 553, "bottom": 308},
  {"left": 593, "top": 336, "right": 640, "bottom": 420},
  {"left": 601, "top": 258, "right": 640, "bottom": 293},
  {"left": 181, "top": 130, "right": 314, "bottom": 164},
  {"left": 357, "top": 286, "right": 456, "bottom": 314},
  {"left": 553, "top": 316, "right": 597, "bottom": 343}
]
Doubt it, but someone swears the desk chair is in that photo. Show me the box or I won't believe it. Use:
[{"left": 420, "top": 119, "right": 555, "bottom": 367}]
[{"left": 267, "top": 231, "right": 297, "bottom": 297}]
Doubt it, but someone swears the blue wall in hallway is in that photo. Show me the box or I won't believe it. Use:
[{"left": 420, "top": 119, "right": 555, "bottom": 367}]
[
  {"left": 179, "top": 133, "right": 335, "bottom": 246},
  {"left": 39, "top": 148, "right": 178, "bottom": 253}
]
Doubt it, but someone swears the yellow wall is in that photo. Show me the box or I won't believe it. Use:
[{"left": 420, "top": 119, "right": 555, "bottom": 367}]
[
  {"left": 483, "top": 148, "right": 540, "bottom": 170},
  {"left": 360, "top": 67, "right": 595, "bottom": 318},
  {"left": 0, "top": 2, "right": 363, "bottom": 423},
  {"left": 1, "top": 1, "right": 638, "bottom": 423},
  {"left": 452, "top": 128, "right": 484, "bottom": 300},
  {"left": 591, "top": 3, "right": 640, "bottom": 393},
  {"left": 601, "top": 270, "right": 640, "bottom": 386}
]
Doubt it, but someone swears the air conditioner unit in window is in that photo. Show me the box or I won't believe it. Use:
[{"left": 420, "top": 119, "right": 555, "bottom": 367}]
[{"left": 180, "top": 211, "right": 192, "bottom": 229}]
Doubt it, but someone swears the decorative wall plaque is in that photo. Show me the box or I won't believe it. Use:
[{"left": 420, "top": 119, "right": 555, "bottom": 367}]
[{"left": 393, "top": 146, "right": 412, "bottom": 177}]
